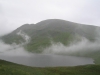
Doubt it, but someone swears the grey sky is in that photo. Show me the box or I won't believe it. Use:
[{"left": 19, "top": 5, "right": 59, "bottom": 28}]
[{"left": 0, "top": 0, "right": 100, "bottom": 35}]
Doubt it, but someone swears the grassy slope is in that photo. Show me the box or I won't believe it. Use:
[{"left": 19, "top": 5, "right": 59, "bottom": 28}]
[
  {"left": 1, "top": 19, "right": 100, "bottom": 64},
  {"left": 25, "top": 32, "right": 74, "bottom": 52},
  {"left": 1, "top": 19, "right": 97, "bottom": 52},
  {"left": 0, "top": 59, "right": 100, "bottom": 75}
]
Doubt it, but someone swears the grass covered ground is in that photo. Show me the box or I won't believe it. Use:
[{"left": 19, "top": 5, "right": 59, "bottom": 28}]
[{"left": 0, "top": 59, "right": 100, "bottom": 75}]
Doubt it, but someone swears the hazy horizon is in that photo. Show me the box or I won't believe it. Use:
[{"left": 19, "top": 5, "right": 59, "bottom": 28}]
[{"left": 1, "top": 0, "right": 100, "bottom": 35}]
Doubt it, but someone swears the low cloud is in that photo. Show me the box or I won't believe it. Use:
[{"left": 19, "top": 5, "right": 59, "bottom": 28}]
[
  {"left": 42, "top": 37, "right": 100, "bottom": 55},
  {"left": 0, "top": 31, "right": 31, "bottom": 56},
  {"left": 43, "top": 28, "right": 100, "bottom": 55}
]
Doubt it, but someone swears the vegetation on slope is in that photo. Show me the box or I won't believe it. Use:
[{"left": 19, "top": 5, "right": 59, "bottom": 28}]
[
  {"left": 25, "top": 32, "right": 74, "bottom": 52},
  {"left": 1, "top": 19, "right": 97, "bottom": 52},
  {"left": 0, "top": 59, "right": 100, "bottom": 75},
  {"left": 0, "top": 19, "right": 100, "bottom": 64}
]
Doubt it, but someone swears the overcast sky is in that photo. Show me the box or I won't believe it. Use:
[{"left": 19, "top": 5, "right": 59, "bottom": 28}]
[{"left": 0, "top": 0, "right": 100, "bottom": 35}]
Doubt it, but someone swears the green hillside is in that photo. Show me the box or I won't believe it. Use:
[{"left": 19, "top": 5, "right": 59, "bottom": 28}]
[
  {"left": 1, "top": 19, "right": 100, "bottom": 64},
  {"left": 0, "top": 59, "right": 100, "bottom": 75},
  {"left": 0, "top": 19, "right": 98, "bottom": 52}
]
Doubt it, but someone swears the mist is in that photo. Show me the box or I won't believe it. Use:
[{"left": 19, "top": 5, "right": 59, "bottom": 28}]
[
  {"left": 42, "top": 28, "right": 100, "bottom": 55},
  {"left": 0, "top": 27, "right": 100, "bottom": 57},
  {"left": 43, "top": 38, "right": 99, "bottom": 54},
  {"left": 0, "top": 30, "right": 32, "bottom": 56},
  {"left": 17, "top": 30, "right": 31, "bottom": 44}
]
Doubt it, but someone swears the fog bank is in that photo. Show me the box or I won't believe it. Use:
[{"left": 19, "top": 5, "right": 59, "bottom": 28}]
[{"left": 1, "top": 28, "right": 100, "bottom": 56}]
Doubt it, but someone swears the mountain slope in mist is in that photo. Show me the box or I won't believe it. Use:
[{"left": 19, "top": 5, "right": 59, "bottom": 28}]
[
  {"left": 1, "top": 19, "right": 98, "bottom": 52},
  {"left": 1, "top": 19, "right": 100, "bottom": 64}
]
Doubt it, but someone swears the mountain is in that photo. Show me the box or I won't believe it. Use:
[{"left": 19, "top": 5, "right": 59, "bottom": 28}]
[
  {"left": 1, "top": 19, "right": 100, "bottom": 64},
  {"left": 0, "top": 19, "right": 98, "bottom": 51}
]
